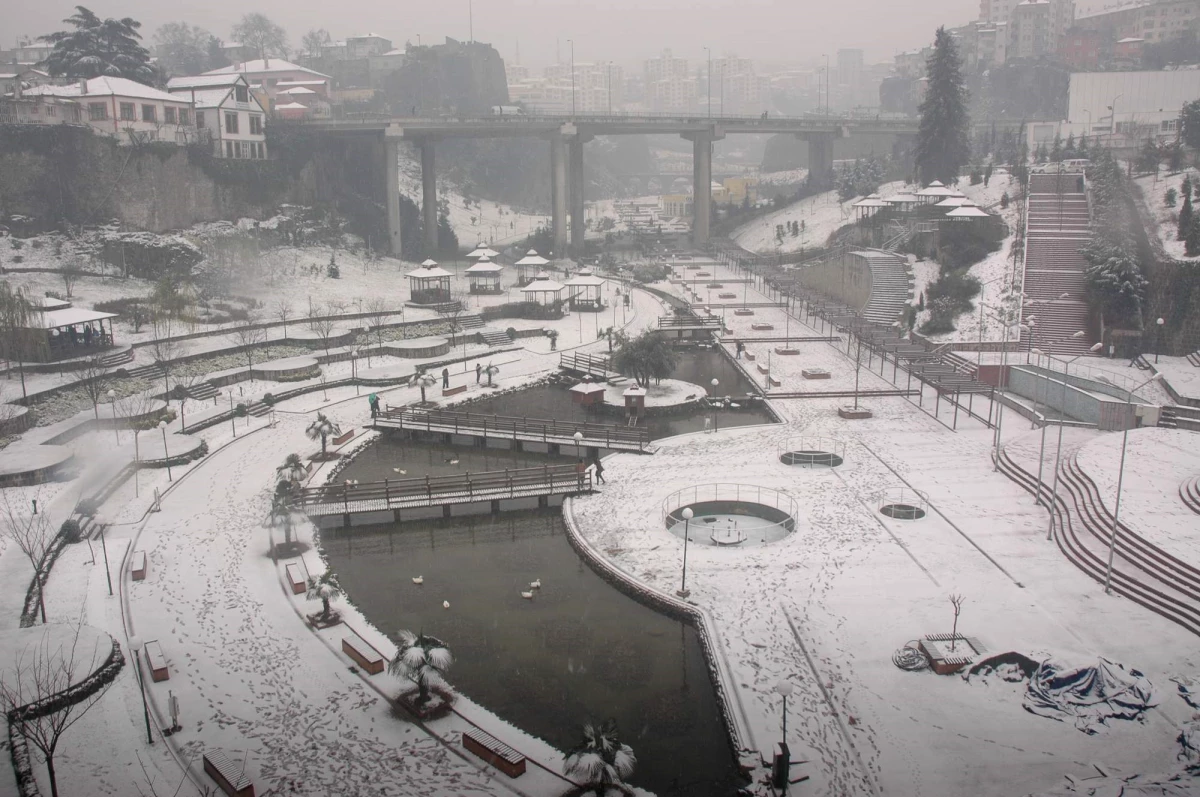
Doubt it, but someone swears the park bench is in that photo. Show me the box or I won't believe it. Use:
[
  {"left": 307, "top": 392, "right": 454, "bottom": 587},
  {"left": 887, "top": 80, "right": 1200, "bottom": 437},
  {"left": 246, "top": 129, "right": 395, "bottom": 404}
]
[
  {"left": 734, "top": 308, "right": 755, "bottom": 316},
  {"left": 768, "top": 376, "right": 782, "bottom": 387},
  {"left": 285, "top": 563, "right": 306, "bottom": 595},
  {"left": 756, "top": 364, "right": 770, "bottom": 375},
  {"left": 462, "top": 728, "right": 527, "bottom": 778},
  {"left": 144, "top": 639, "right": 169, "bottom": 682},
  {"left": 342, "top": 632, "right": 385, "bottom": 675},
  {"left": 707, "top": 282, "right": 724, "bottom": 288},
  {"left": 802, "top": 368, "right": 831, "bottom": 380},
  {"left": 130, "top": 551, "right": 146, "bottom": 582},
  {"left": 743, "top": 352, "right": 755, "bottom": 361},
  {"left": 718, "top": 292, "right": 737, "bottom": 299},
  {"left": 751, "top": 323, "right": 774, "bottom": 331},
  {"left": 443, "top": 384, "right": 467, "bottom": 397},
  {"left": 774, "top": 347, "right": 799, "bottom": 355},
  {"left": 696, "top": 271, "right": 711, "bottom": 276},
  {"left": 331, "top": 428, "right": 355, "bottom": 446},
  {"left": 203, "top": 750, "right": 255, "bottom": 797}
]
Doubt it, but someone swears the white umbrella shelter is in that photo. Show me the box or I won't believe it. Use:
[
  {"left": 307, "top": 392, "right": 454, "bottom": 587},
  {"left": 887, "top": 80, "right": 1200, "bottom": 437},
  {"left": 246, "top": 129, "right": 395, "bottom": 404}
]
[
  {"left": 514, "top": 249, "right": 550, "bottom": 286},
  {"left": 564, "top": 274, "right": 606, "bottom": 311},
  {"left": 465, "top": 256, "right": 504, "bottom": 294},
  {"left": 520, "top": 271, "right": 565, "bottom": 306},
  {"left": 406, "top": 261, "right": 453, "bottom": 305}
]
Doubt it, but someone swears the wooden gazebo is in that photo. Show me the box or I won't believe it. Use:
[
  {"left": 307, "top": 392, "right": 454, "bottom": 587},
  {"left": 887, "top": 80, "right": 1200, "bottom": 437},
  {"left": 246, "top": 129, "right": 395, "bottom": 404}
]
[
  {"left": 514, "top": 249, "right": 550, "bottom": 286},
  {"left": 465, "top": 256, "right": 503, "bottom": 294},
  {"left": 564, "top": 272, "right": 606, "bottom": 311},
  {"left": 520, "top": 272, "right": 565, "bottom": 306},
  {"left": 26, "top": 307, "right": 119, "bottom": 362},
  {"left": 406, "top": 260, "right": 453, "bottom": 305}
]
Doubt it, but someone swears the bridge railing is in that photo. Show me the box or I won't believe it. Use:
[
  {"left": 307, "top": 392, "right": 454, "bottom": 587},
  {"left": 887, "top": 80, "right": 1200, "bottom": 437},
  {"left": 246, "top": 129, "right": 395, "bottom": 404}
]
[
  {"left": 559, "top": 352, "right": 613, "bottom": 374},
  {"left": 298, "top": 464, "right": 590, "bottom": 509},
  {"left": 384, "top": 407, "right": 650, "bottom": 447},
  {"left": 657, "top": 315, "right": 722, "bottom": 328},
  {"left": 312, "top": 109, "right": 919, "bottom": 130}
]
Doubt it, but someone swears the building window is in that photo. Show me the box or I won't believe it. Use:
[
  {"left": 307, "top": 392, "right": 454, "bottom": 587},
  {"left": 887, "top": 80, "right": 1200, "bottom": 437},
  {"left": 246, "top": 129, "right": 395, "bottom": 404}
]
[
  {"left": 1162, "top": 119, "right": 1180, "bottom": 132},
  {"left": 178, "top": 108, "right": 189, "bottom": 125},
  {"left": 249, "top": 115, "right": 262, "bottom": 135},
  {"left": 195, "top": 111, "right": 204, "bottom": 128},
  {"left": 142, "top": 104, "right": 156, "bottom": 122},
  {"left": 164, "top": 106, "right": 176, "bottom": 124},
  {"left": 225, "top": 112, "right": 239, "bottom": 133},
  {"left": 225, "top": 140, "right": 234, "bottom": 158},
  {"left": 235, "top": 85, "right": 249, "bottom": 103},
  {"left": 47, "top": 105, "right": 56, "bottom": 117},
  {"left": 88, "top": 102, "right": 107, "bottom": 121},
  {"left": 119, "top": 102, "right": 135, "bottom": 121}
]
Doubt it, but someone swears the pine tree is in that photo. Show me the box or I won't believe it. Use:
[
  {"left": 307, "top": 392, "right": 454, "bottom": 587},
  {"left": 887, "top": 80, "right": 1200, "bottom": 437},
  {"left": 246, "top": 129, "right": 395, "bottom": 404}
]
[
  {"left": 1179, "top": 188, "right": 1193, "bottom": 241},
  {"left": 40, "top": 6, "right": 153, "bottom": 83},
  {"left": 1187, "top": 212, "right": 1200, "bottom": 257},
  {"left": 914, "top": 27, "right": 971, "bottom": 186}
]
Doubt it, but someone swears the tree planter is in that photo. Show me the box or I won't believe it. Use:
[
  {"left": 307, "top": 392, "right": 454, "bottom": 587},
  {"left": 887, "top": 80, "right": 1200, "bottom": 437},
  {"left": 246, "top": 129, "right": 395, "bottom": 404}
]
[
  {"left": 306, "top": 610, "right": 343, "bottom": 629},
  {"left": 395, "top": 684, "right": 455, "bottom": 721},
  {"left": 837, "top": 405, "right": 873, "bottom": 420}
]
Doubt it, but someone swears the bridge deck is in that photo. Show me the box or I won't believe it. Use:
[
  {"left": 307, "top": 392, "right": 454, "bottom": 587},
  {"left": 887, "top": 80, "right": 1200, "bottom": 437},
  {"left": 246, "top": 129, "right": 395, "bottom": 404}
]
[
  {"left": 299, "top": 465, "right": 591, "bottom": 516},
  {"left": 377, "top": 408, "right": 651, "bottom": 452}
]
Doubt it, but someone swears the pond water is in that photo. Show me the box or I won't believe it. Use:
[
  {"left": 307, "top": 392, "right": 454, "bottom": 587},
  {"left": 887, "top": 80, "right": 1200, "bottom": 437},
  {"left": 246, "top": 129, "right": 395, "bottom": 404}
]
[
  {"left": 465, "top": 347, "right": 774, "bottom": 439},
  {"left": 321, "top": 510, "right": 745, "bottom": 797}
]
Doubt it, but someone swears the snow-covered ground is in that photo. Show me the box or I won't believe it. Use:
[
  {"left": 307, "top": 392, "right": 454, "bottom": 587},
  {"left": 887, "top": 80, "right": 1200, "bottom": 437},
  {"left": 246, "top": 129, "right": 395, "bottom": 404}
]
[
  {"left": 732, "top": 182, "right": 909, "bottom": 254},
  {"left": 2, "top": 248, "right": 1199, "bottom": 797},
  {"left": 1133, "top": 169, "right": 1199, "bottom": 262}
]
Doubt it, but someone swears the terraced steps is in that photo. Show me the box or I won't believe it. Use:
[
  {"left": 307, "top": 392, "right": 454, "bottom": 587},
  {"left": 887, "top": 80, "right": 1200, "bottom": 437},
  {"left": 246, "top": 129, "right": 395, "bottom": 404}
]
[
  {"left": 1180, "top": 475, "right": 1200, "bottom": 515},
  {"left": 481, "top": 330, "right": 512, "bottom": 347}
]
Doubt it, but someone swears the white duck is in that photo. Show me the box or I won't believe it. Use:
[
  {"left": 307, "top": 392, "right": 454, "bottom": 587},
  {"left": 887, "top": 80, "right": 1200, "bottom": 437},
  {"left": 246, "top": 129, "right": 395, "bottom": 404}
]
[
  {"left": 520, "top": 591, "right": 535, "bottom": 600},
  {"left": 530, "top": 579, "right": 542, "bottom": 590},
  {"left": 443, "top": 600, "right": 450, "bottom": 609},
  {"left": 412, "top": 576, "right": 424, "bottom": 585}
]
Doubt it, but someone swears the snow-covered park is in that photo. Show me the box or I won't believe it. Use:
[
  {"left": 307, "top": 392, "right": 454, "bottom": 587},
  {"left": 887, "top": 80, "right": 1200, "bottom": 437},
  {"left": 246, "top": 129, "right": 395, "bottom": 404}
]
[{"left": 0, "top": 243, "right": 1198, "bottom": 797}]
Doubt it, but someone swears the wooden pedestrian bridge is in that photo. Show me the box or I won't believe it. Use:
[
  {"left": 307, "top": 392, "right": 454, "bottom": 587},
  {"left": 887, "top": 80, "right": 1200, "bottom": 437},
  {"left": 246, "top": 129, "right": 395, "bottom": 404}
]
[
  {"left": 296, "top": 464, "right": 592, "bottom": 519},
  {"left": 375, "top": 407, "right": 653, "bottom": 453}
]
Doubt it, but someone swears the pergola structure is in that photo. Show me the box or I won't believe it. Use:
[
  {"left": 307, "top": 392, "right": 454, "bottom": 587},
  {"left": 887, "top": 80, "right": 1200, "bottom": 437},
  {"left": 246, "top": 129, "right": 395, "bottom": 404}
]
[
  {"left": 514, "top": 249, "right": 550, "bottom": 286},
  {"left": 852, "top": 194, "right": 889, "bottom": 220},
  {"left": 24, "top": 307, "right": 119, "bottom": 361},
  {"left": 564, "top": 272, "right": 606, "bottom": 311},
  {"left": 916, "top": 180, "right": 957, "bottom": 204},
  {"left": 884, "top": 192, "right": 919, "bottom": 212},
  {"left": 520, "top": 272, "right": 565, "bottom": 306},
  {"left": 465, "top": 256, "right": 503, "bottom": 294},
  {"left": 407, "top": 260, "right": 453, "bottom": 305}
]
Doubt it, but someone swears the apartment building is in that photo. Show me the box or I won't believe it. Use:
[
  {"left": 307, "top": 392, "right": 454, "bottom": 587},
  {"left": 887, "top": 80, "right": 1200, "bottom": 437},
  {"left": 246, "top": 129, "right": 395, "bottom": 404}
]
[
  {"left": 24, "top": 76, "right": 194, "bottom": 144},
  {"left": 167, "top": 74, "right": 268, "bottom": 159}
]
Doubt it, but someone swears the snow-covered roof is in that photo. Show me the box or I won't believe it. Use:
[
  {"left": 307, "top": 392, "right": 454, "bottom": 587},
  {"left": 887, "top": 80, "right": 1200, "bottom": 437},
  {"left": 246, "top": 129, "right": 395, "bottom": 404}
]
[
  {"left": 917, "top": 185, "right": 956, "bottom": 197},
  {"left": 465, "top": 260, "right": 503, "bottom": 273},
  {"left": 564, "top": 275, "right": 605, "bottom": 287},
  {"left": 29, "top": 296, "right": 71, "bottom": 310},
  {"left": 947, "top": 205, "right": 990, "bottom": 218},
  {"left": 274, "top": 102, "right": 310, "bottom": 110},
  {"left": 467, "top": 245, "right": 500, "bottom": 259},
  {"left": 25, "top": 76, "right": 184, "bottom": 103},
  {"left": 885, "top": 193, "right": 920, "bottom": 203},
  {"left": 407, "top": 266, "right": 452, "bottom": 279},
  {"left": 279, "top": 86, "right": 317, "bottom": 95},
  {"left": 515, "top": 250, "right": 550, "bottom": 267},
  {"left": 853, "top": 197, "right": 890, "bottom": 208},
  {"left": 204, "top": 59, "right": 331, "bottom": 79},
  {"left": 275, "top": 80, "right": 327, "bottom": 87},
  {"left": 521, "top": 277, "right": 564, "bottom": 292},
  {"left": 177, "top": 88, "right": 233, "bottom": 109},
  {"left": 1117, "top": 37, "right": 1145, "bottom": 43},
  {"left": 570, "top": 382, "right": 606, "bottom": 394},
  {"left": 167, "top": 74, "right": 247, "bottom": 89},
  {"left": 31, "top": 308, "right": 117, "bottom": 329},
  {"left": 934, "top": 196, "right": 970, "bottom": 207}
]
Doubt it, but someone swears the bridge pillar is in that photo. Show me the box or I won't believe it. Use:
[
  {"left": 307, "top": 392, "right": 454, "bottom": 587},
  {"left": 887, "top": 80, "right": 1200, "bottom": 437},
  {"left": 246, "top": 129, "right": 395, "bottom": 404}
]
[
  {"left": 550, "top": 136, "right": 569, "bottom": 258},
  {"left": 419, "top": 139, "right": 438, "bottom": 256},
  {"left": 569, "top": 136, "right": 586, "bottom": 257},
  {"left": 804, "top": 132, "right": 836, "bottom": 190},
  {"left": 687, "top": 133, "right": 713, "bottom": 246},
  {"left": 384, "top": 129, "right": 404, "bottom": 257}
]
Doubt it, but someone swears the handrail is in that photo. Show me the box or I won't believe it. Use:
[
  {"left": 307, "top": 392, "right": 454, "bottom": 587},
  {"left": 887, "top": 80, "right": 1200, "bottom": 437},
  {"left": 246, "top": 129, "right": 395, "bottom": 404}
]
[
  {"left": 383, "top": 407, "right": 649, "bottom": 444},
  {"left": 297, "top": 464, "right": 590, "bottom": 506}
]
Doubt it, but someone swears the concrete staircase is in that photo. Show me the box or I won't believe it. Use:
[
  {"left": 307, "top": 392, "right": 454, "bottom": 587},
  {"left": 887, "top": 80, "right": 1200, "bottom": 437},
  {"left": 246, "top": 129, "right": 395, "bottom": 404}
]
[
  {"left": 126, "top": 362, "right": 165, "bottom": 381},
  {"left": 1187, "top": 350, "right": 1200, "bottom": 367},
  {"left": 458, "top": 314, "right": 484, "bottom": 330},
  {"left": 1022, "top": 174, "right": 1095, "bottom": 356},
  {"left": 98, "top": 347, "right": 134, "bottom": 368},
  {"left": 857, "top": 249, "right": 913, "bottom": 326},
  {"left": 481, "top": 329, "right": 512, "bottom": 347},
  {"left": 185, "top": 381, "right": 219, "bottom": 401}
]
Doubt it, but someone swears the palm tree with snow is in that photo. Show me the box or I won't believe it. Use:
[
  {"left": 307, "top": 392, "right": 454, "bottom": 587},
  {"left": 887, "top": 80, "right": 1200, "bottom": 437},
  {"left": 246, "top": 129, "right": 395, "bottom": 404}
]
[
  {"left": 305, "top": 412, "right": 341, "bottom": 458},
  {"left": 276, "top": 453, "right": 308, "bottom": 485},
  {"left": 305, "top": 571, "right": 341, "bottom": 623},
  {"left": 482, "top": 361, "right": 500, "bottom": 387},
  {"left": 563, "top": 719, "right": 637, "bottom": 797},
  {"left": 267, "top": 480, "right": 300, "bottom": 547},
  {"left": 413, "top": 372, "right": 437, "bottom": 405},
  {"left": 388, "top": 630, "right": 452, "bottom": 707}
]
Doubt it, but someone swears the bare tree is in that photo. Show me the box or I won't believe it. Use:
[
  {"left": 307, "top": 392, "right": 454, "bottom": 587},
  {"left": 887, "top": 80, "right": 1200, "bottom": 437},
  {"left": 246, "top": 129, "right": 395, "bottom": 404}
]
[
  {"left": 273, "top": 298, "right": 293, "bottom": 338},
  {"left": 60, "top": 268, "right": 82, "bottom": 299},
  {"left": 226, "top": 314, "right": 267, "bottom": 371},
  {"left": 0, "top": 283, "right": 46, "bottom": 400},
  {"left": 363, "top": 297, "right": 392, "bottom": 366},
  {"left": 0, "top": 492, "right": 54, "bottom": 624},
  {"left": 148, "top": 317, "right": 181, "bottom": 400},
  {"left": 0, "top": 622, "right": 118, "bottom": 797},
  {"left": 949, "top": 594, "right": 965, "bottom": 651},
  {"left": 169, "top": 373, "right": 205, "bottom": 432},
  {"left": 310, "top": 309, "right": 339, "bottom": 358},
  {"left": 77, "top": 355, "right": 111, "bottom": 421}
]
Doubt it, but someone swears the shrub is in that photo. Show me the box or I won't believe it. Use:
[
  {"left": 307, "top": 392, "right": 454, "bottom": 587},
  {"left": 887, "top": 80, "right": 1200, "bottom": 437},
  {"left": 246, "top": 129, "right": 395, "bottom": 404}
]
[
  {"left": 60, "top": 518, "right": 82, "bottom": 543},
  {"left": 1166, "top": 187, "right": 1178, "bottom": 207},
  {"left": 262, "top": 393, "right": 276, "bottom": 406},
  {"left": 505, "top": 327, "right": 517, "bottom": 339},
  {"left": 235, "top": 403, "right": 249, "bottom": 417}
]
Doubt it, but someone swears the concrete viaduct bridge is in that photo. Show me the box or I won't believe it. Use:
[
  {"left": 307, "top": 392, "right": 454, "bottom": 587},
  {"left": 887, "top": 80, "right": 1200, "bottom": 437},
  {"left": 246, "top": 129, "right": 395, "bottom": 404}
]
[{"left": 301, "top": 113, "right": 917, "bottom": 258}]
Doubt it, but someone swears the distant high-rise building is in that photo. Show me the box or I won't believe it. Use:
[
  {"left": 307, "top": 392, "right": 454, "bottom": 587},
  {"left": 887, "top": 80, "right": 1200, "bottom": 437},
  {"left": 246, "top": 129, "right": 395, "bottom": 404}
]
[{"left": 980, "top": 0, "right": 1075, "bottom": 55}]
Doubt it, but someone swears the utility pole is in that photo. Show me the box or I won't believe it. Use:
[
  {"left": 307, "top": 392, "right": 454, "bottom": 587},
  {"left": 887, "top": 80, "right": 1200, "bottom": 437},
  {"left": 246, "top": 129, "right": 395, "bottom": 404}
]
[
  {"left": 569, "top": 39, "right": 576, "bottom": 116},
  {"left": 468, "top": 0, "right": 474, "bottom": 42}
]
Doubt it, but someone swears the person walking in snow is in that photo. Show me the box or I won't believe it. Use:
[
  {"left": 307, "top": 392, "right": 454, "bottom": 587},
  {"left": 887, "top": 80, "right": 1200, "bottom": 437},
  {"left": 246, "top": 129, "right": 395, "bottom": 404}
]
[
  {"left": 441, "top": 368, "right": 450, "bottom": 389},
  {"left": 476, "top": 363, "right": 482, "bottom": 384},
  {"left": 592, "top": 455, "right": 606, "bottom": 484}
]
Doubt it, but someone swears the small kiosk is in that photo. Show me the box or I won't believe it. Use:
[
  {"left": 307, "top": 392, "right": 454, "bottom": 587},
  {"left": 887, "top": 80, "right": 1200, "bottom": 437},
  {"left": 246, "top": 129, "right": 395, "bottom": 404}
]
[
  {"left": 520, "top": 272, "right": 565, "bottom": 306},
  {"left": 465, "top": 256, "right": 503, "bottom": 294},
  {"left": 570, "top": 382, "right": 607, "bottom": 407},
  {"left": 514, "top": 249, "right": 550, "bottom": 286},
  {"left": 624, "top": 385, "right": 646, "bottom": 419},
  {"left": 564, "top": 271, "right": 606, "bottom": 312},
  {"left": 407, "top": 260, "right": 453, "bottom": 305}
]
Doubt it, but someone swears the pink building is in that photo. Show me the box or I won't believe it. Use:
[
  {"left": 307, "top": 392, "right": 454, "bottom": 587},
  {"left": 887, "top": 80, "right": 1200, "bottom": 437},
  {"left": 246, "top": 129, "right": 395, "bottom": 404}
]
[{"left": 202, "top": 59, "right": 332, "bottom": 115}]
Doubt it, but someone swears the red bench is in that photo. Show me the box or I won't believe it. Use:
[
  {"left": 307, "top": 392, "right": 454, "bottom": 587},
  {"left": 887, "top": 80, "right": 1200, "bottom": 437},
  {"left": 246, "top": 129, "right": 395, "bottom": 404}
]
[
  {"left": 756, "top": 363, "right": 770, "bottom": 375},
  {"left": 331, "top": 428, "right": 355, "bottom": 446},
  {"left": 342, "top": 633, "right": 385, "bottom": 675},
  {"left": 144, "top": 639, "right": 169, "bottom": 682},
  {"left": 285, "top": 563, "right": 306, "bottom": 595},
  {"left": 204, "top": 750, "right": 255, "bottom": 797},
  {"left": 768, "top": 376, "right": 782, "bottom": 387},
  {"left": 442, "top": 384, "right": 467, "bottom": 398},
  {"left": 463, "top": 728, "right": 527, "bottom": 778},
  {"left": 130, "top": 551, "right": 146, "bottom": 582}
]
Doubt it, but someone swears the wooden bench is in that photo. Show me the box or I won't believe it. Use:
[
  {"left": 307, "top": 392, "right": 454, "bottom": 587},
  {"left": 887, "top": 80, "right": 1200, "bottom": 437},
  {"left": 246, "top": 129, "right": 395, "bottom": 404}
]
[
  {"left": 462, "top": 728, "right": 527, "bottom": 778},
  {"left": 285, "top": 563, "right": 306, "bottom": 595},
  {"left": 768, "top": 376, "right": 782, "bottom": 387},
  {"left": 203, "top": 750, "right": 255, "bottom": 797},
  {"left": 756, "top": 363, "right": 771, "bottom": 375},
  {"left": 342, "top": 633, "right": 385, "bottom": 675},
  {"left": 442, "top": 384, "right": 467, "bottom": 398},
  {"left": 743, "top": 352, "right": 756, "bottom": 362},
  {"left": 707, "top": 282, "right": 724, "bottom": 288},
  {"left": 774, "top": 347, "right": 799, "bottom": 355},
  {"left": 143, "top": 639, "right": 169, "bottom": 682},
  {"left": 331, "top": 428, "right": 355, "bottom": 446},
  {"left": 696, "top": 271, "right": 711, "bottom": 277},
  {"left": 130, "top": 550, "right": 146, "bottom": 582}
]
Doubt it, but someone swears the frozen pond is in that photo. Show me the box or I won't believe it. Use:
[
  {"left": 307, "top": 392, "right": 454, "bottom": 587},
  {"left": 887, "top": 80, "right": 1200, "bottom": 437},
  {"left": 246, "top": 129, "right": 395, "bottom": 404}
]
[{"left": 320, "top": 510, "right": 746, "bottom": 796}]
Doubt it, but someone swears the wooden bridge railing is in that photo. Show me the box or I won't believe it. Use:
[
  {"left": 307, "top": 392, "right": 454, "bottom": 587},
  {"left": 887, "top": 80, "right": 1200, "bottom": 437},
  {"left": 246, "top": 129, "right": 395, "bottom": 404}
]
[
  {"left": 381, "top": 407, "right": 650, "bottom": 448},
  {"left": 297, "top": 464, "right": 591, "bottom": 509}
]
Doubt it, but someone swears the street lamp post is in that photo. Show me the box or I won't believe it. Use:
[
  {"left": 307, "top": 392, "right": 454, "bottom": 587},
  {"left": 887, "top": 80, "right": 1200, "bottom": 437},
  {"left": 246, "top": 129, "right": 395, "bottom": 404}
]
[
  {"left": 107, "top": 389, "right": 119, "bottom": 443},
  {"left": 351, "top": 349, "right": 360, "bottom": 395},
  {"left": 1108, "top": 94, "right": 1123, "bottom": 137},
  {"left": 127, "top": 635, "right": 155, "bottom": 744},
  {"left": 676, "top": 507, "right": 693, "bottom": 598},
  {"left": 573, "top": 430, "right": 583, "bottom": 463},
  {"left": 1155, "top": 317, "right": 1165, "bottom": 364},
  {"left": 1033, "top": 331, "right": 1086, "bottom": 505},
  {"left": 158, "top": 420, "right": 172, "bottom": 482},
  {"left": 569, "top": 39, "right": 576, "bottom": 116},
  {"left": 710, "top": 378, "right": 719, "bottom": 432},
  {"left": 705, "top": 47, "right": 712, "bottom": 120},
  {"left": 1047, "top": 342, "right": 1105, "bottom": 540},
  {"left": 774, "top": 680, "right": 793, "bottom": 740},
  {"left": 1100, "top": 373, "right": 1161, "bottom": 594}
]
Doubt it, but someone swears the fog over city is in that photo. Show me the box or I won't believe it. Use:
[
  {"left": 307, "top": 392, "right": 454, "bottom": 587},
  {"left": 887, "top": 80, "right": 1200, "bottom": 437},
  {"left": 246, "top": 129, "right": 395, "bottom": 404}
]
[{"left": 2, "top": 0, "right": 974, "bottom": 64}]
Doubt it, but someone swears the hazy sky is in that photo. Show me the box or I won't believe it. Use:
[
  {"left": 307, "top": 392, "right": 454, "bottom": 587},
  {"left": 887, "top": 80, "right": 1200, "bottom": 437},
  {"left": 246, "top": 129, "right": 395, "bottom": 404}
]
[{"left": 3, "top": 0, "right": 979, "bottom": 67}]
